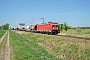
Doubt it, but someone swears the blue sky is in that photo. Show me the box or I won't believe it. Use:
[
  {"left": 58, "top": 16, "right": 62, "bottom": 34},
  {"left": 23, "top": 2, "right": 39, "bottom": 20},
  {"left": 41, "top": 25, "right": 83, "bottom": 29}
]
[{"left": 0, "top": 0, "right": 90, "bottom": 28}]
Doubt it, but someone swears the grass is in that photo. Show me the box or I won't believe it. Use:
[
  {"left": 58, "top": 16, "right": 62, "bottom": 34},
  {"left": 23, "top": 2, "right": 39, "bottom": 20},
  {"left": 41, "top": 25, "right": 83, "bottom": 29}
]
[
  {"left": 9, "top": 30, "right": 90, "bottom": 60},
  {"left": 0, "top": 30, "right": 6, "bottom": 38},
  {"left": 61, "top": 29, "right": 90, "bottom": 34},
  {"left": 60, "top": 29, "right": 90, "bottom": 38},
  {"left": 0, "top": 31, "right": 8, "bottom": 60},
  {"left": 10, "top": 31, "right": 60, "bottom": 60},
  {"left": 21, "top": 32, "right": 90, "bottom": 60},
  {"left": 82, "top": 29, "right": 90, "bottom": 34}
]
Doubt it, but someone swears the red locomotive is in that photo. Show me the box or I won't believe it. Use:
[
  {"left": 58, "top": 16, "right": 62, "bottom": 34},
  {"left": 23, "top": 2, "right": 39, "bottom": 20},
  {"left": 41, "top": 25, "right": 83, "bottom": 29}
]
[{"left": 30, "top": 22, "right": 60, "bottom": 35}]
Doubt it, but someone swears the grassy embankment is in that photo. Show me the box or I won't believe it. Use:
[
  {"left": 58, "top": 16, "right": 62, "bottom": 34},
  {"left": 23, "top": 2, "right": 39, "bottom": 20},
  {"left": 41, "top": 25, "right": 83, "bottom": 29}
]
[
  {"left": 0, "top": 30, "right": 7, "bottom": 60},
  {"left": 10, "top": 30, "right": 90, "bottom": 60}
]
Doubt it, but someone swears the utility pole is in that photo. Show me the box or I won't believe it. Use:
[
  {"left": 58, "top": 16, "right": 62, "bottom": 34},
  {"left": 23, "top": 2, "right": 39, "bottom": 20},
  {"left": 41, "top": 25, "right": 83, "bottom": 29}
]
[
  {"left": 41, "top": 18, "right": 44, "bottom": 24},
  {"left": 28, "top": 17, "right": 33, "bottom": 25}
]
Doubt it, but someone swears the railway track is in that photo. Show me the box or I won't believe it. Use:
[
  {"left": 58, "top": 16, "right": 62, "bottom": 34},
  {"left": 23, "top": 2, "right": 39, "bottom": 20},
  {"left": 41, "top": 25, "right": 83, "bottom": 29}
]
[
  {"left": 56, "top": 35, "right": 90, "bottom": 40},
  {"left": 32, "top": 32, "right": 90, "bottom": 40},
  {"left": 13, "top": 30, "right": 90, "bottom": 40}
]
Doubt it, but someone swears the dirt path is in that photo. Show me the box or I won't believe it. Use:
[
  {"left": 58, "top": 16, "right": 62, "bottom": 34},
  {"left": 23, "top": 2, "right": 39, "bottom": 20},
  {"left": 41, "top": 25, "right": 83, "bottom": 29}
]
[
  {"left": 5, "top": 31, "right": 10, "bottom": 60},
  {"left": 0, "top": 31, "right": 7, "bottom": 44}
]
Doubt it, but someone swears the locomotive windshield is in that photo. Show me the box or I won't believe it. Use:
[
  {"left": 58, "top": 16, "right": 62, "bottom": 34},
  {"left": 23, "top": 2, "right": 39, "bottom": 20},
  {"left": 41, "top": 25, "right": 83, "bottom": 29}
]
[{"left": 52, "top": 24, "right": 58, "bottom": 27}]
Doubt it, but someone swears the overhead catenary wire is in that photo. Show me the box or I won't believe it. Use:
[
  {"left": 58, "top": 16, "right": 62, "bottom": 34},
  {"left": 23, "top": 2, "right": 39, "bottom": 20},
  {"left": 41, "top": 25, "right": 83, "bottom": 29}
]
[
  {"left": 59, "top": 0, "right": 90, "bottom": 13},
  {"left": 64, "top": 2, "right": 90, "bottom": 12}
]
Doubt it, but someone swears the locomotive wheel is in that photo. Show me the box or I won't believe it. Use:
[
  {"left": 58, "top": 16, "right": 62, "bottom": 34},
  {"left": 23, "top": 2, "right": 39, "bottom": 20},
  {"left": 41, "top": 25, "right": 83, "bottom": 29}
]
[{"left": 48, "top": 32, "right": 50, "bottom": 35}]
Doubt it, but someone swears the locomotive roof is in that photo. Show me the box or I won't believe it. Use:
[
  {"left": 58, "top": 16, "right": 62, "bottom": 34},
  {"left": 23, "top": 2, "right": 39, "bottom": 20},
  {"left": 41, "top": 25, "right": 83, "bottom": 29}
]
[{"left": 48, "top": 22, "right": 58, "bottom": 24}]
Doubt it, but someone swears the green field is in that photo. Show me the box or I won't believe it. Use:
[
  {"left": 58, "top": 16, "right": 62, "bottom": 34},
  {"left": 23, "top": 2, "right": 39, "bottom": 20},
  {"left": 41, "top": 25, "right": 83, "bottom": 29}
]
[
  {"left": 60, "top": 29, "right": 90, "bottom": 38},
  {"left": 0, "top": 30, "right": 6, "bottom": 38},
  {"left": 61, "top": 29, "right": 90, "bottom": 33},
  {"left": 10, "top": 31, "right": 90, "bottom": 60}
]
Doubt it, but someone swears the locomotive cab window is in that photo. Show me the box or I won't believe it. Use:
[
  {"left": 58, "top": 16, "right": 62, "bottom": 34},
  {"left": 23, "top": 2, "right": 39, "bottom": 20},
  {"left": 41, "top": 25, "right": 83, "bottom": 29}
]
[{"left": 52, "top": 24, "right": 58, "bottom": 27}]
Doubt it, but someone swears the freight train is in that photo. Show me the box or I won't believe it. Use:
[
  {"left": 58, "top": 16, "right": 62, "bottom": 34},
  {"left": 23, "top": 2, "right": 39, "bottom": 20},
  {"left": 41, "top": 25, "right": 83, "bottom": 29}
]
[
  {"left": 26, "top": 22, "right": 60, "bottom": 35},
  {"left": 12, "top": 22, "right": 60, "bottom": 35}
]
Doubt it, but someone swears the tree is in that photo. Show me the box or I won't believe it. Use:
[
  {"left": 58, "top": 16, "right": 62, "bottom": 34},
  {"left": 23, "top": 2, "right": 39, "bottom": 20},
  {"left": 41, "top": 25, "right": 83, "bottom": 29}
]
[
  {"left": 68, "top": 26, "right": 71, "bottom": 29},
  {"left": 60, "top": 24, "right": 63, "bottom": 31},
  {"left": 6, "top": 23, "right": 9, "bottom": 30},
  {"left": 59, "top": 24, "right": 63, "bottom": 32},
  {"left": 2, "top": 24, "right": 6, "bottom": 30},
  {"left": 59, "top": 23, "right": 71, "bottom": 33},
  {"left": 0, "top": 26, "right": 1, "bottom": 29},
  {"left": 1, "top": 23, "right": 9, "bottom": 30},
  {"left": 63, "top": 22, "right": 68, "bottom": 32}
]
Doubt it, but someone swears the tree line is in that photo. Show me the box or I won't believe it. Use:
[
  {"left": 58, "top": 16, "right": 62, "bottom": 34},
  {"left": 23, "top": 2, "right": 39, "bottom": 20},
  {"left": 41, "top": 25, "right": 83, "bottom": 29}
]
[
  {"left": 59, "top": 22, "right": 90, "bottom": 32},
  {"left": 0, "top": 23, "right": 9, "bottom": 30}
]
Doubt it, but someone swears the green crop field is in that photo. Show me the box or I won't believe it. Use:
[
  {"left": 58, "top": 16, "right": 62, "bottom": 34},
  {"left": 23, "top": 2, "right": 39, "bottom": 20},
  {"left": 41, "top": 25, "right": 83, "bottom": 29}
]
[
  {"left": 61, "top": 29, "right": 90, "bottom": 33},
  {"left": 9, "top": 30, "right": 90, "bottom": 60},
  {"left": 0, "top": 30, "right": 6, "bottom": 38},
  {"left": 60, "top": 29, "right": 90, "bottom": 38}
]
